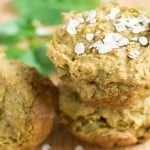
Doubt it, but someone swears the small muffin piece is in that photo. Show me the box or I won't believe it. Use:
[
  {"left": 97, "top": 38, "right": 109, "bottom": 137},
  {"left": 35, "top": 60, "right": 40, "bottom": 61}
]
[
  {"left": 0, "top": 54, "right": 57, "bottom": 150},
  {"left": 58, "top": 85, "right": 150, "bottom": 148},
  {"left": 48, "top": 4, "right": 150, "bottom": 107}
]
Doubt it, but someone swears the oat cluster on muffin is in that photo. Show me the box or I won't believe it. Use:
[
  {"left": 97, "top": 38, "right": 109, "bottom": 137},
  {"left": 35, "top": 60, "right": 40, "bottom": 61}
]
[
  {"left": 0, "top": 54, "right": 57, "bottom": 150},
  {"left": 47, "top": 3, "right": 150, "bottom": 148},
  {"left": 48, "top": 4, "right": 150, "bottom": 108}
]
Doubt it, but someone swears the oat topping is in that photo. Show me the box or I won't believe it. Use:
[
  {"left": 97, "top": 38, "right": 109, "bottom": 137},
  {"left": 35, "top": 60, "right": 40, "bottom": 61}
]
[
  {"left": 139, "top": 36, "right": 149, "bottom": 46},
  {"left": 76, "top": 17, "right": 84, "bottom": 23},
  {"left": 64, "top": 6, "right": 150, "bottom": 58},
  {"left": 86, "top": 10, "right": 97, "bottom": 23},
  {"left": 41, "top": 144, "right": 51, "bottom": 150},
  {"left": 86, "top": 33, "right": 95, "bottom": 41},
  {"left": 74, "top": 42, "right": 85, "bottom": 54},
  {"left": 106, "top": 8, "right": 120, "bottom": 20},
  {"left": 74, "top": 145, "right": 84, "bottom": 150},
  {"left": 132, "top": 26, "right": 146, "bottom": 34},
  {"left": 104, "top": 33, "right": 129, "bottom": 46},
  {"left": 90, "top": 33, "right": 129, "bottom": 54},
  {"left": 125, "top": 18, "right": 140, "bottom": 27},
  {"left": 139, "top": 16, "right": 150, "bottom": 25},
  {"left": 118, "top": 38, "right": 129, "bottom": 47},
  {"left": 114, "top": 22, "right": 126, "bottom": 32},
  {"left": 128, "top": 50, "right": 140, "bottom": 59},
  {"left": 66, "top": 17, "right": 84, "bottom": 35},
  {"left": 114, "top": 17, "right": 150, "bottom": 34}
]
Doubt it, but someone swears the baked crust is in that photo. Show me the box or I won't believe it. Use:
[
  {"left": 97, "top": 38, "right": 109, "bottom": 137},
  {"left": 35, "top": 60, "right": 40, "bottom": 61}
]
[
  {"left": 0, "top": 55, "right": 57, "bottom": 150},
  {"left": 21, "top": 69, "right": 57, "bottom": 150},
  {"left": 60, "top": 78, "right": 150, "bottom": 109},
  {"left": 68, "top": 129, "right": 150, "bottom": 148},
  {"left": 58, "top": 85, "right": 150, "bottom": 148}
]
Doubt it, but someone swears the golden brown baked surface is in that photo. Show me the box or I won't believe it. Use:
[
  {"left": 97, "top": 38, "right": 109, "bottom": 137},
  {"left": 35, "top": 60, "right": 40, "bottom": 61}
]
[
  {"left": 58, "top": 85, "right": 150, "bottom": 148},
  {"left": 48, "top": 4, "right": 150, "bottom": 107},
  {"left": 0, "top": 54, "right": 57, "bottom": 150}
]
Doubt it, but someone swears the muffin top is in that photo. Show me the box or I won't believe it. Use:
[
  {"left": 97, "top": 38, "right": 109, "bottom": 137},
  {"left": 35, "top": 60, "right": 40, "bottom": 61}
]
[{"left": 48, "top": 4, "right": 150, "bottom": 100}]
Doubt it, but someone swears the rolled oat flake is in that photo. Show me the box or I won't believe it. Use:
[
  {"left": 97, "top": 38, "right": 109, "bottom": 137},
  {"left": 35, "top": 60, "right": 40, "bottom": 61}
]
[
  {"left": 128, "top": 50, "right": 140, "bottom": 59},
  {"left": 74, "top": 42, "right": 85, "bottom": 54},
  {"left": 139, "top": 36, "right": 149, "bottom": 46}
]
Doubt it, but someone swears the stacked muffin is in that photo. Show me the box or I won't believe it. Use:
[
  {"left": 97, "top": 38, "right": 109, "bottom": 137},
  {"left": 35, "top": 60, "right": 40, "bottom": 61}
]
[{"left": 48, "top": 4, "right": 150, "bottom": 148}]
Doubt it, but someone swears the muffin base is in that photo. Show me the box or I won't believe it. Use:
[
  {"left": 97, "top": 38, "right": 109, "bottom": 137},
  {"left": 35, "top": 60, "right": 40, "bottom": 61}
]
[{"left": 58, "top": 85, "right": 150, "bottom": 148}]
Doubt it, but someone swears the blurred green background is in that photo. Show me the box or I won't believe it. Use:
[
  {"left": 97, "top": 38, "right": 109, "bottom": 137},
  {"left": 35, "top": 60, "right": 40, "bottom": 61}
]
[{"left": 0, "top": 0, "right": 100, "bottom": 75}]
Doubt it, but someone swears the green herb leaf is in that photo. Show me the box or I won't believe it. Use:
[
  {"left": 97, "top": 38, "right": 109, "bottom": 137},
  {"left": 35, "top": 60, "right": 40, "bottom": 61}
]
[
  {"left": 5, "top": 46, "right": 25, "bottom": 59},
  {"left": 0, "top": 18, "right": 36, "bottom": 44},
  {"left": 5, "top": 44, "right": 55, "bottom": 75},
  {"left": 13, "top": 0, "right": 100, "bottom": 25},
  {"left": 33, "top": 44, "right": 55, "bottom": 74}
]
